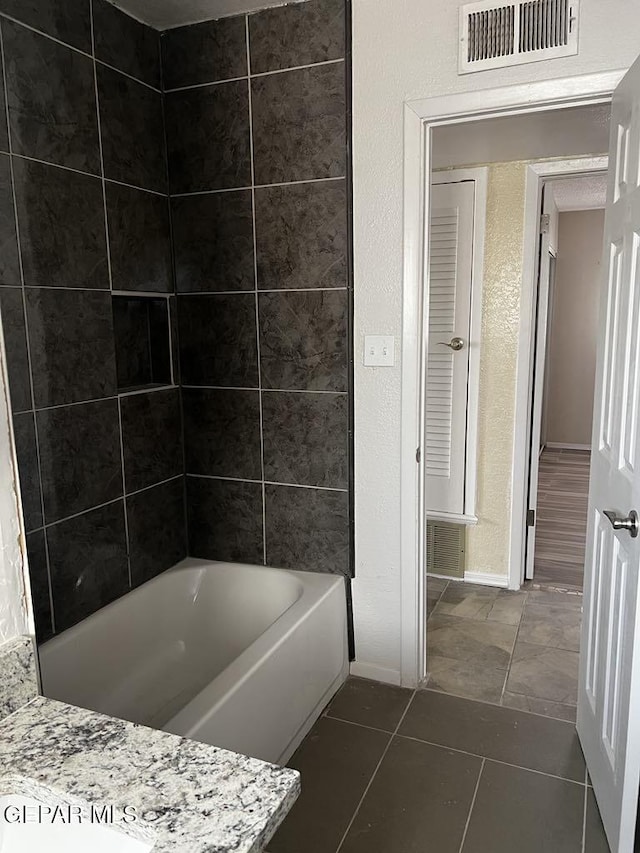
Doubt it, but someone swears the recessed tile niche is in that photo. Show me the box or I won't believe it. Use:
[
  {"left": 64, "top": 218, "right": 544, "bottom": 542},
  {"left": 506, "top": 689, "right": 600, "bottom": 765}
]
[{"left": 112, "top": 295, "right": 172, "bottom": 392}]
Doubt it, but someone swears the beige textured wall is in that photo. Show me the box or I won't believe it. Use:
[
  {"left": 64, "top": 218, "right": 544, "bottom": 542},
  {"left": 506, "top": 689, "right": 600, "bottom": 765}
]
[
  {"left": 544, "top": 210, "right": 605, "bottom": 446},
  {"left": 434, "top": 162, "right": 605, "bottom": 578},
  {"left": 465, "top": 162, "right": 527, "bottom": 578}
]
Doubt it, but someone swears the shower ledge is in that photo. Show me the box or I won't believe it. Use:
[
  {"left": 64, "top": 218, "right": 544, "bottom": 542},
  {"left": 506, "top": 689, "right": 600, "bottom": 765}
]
[{"left": 0, "top": 695, "right": 300, "bottom": 853}]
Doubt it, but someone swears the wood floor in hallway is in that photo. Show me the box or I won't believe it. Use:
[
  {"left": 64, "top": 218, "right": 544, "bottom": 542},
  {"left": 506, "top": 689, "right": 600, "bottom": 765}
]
[{"left": 533, "top": 446, "right": 591, "bottom": 590}]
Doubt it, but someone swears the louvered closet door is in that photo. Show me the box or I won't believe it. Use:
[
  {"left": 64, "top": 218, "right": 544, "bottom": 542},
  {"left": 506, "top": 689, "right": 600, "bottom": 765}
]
[{"left": 425, "top": 181, "right": 475, "bottom": 517}]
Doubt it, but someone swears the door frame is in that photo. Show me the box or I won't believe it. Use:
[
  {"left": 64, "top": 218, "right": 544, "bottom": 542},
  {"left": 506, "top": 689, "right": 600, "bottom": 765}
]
[
  {"left": 400, "top": 70, "right": 625, "bottom": 688},
  {"left": 518, "top": 158, "right": 608, "bottom": 587}
]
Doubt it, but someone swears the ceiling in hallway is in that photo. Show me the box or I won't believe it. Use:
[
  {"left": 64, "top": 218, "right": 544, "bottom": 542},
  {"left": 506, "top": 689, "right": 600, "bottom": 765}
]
[
  {"left": 109, "top": 0, "right": 304, "bottom": 29},
  {"left": 548, "top": 175, "right": 608, "bottom": 211},
  {"left": 432, "top": 104, "right": 612, "bottom": 170}
]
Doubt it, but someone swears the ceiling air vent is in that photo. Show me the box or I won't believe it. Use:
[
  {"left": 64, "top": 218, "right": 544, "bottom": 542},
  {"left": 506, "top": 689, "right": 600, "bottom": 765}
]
[{"left": 459, "top": 0, "right": 579, "bottom": 74}]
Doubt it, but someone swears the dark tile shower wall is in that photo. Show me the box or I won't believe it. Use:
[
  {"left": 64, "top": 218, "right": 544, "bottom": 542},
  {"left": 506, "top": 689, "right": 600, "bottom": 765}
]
[
  {"left": 0, "top": 0, "right": 353, "bottom": 648},
  {"left": 163, "top": 0, "right": 352, "bottom": 577},
  {"left": 0, "top": 0, "right": 186, "bottom": 642}
]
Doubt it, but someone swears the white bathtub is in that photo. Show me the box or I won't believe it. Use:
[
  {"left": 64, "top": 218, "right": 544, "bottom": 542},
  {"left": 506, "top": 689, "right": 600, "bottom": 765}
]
[{"left": 38, "top": 559, "right": 349, "bottom": 764}]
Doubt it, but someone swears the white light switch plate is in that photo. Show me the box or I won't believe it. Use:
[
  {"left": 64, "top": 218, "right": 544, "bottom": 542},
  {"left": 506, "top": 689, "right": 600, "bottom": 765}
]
[{"left": 364, "top": 335, "right": 395, "bottom": 367}]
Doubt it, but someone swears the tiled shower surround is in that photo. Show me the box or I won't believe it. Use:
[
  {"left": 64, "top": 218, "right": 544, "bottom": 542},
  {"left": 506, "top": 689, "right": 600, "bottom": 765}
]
[
  {"left": 166, "top": 3, "right": 351, "bottom": 571},
  {"left": 0, "top": 0, "right": 353, "bottom": 643}
]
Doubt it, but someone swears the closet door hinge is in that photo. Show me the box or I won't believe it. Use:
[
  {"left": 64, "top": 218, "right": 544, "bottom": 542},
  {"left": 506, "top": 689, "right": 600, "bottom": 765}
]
[
  {"left": 527, "top": 509, "right": 536, "bottom": 527},
  {"left": 540, "top": 214, "right": 551, "bottom": 235},
  {"left": 416, "top": 447, "right": 421, "bottom": 464}
]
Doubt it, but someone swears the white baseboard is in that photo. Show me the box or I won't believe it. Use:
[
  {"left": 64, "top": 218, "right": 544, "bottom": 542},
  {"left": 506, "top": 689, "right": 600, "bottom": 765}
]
[
  {"left": 350, "top": 661, "right": 402, "bottom": 686},
  {"left": 545, "top": 442, "right": 591, "bottom": 451},
  {"left": 463, "top": 571, "right": 509, "bottom": 588}
]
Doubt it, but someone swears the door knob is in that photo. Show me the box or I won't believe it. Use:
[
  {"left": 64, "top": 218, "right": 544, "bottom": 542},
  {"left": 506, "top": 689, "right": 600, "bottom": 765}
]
[
  {"left": 603, "top": 509, "right": 639, "bottom": 538},
  {"left": 438, "top": 337, "right": 465, "bottom": 352}
]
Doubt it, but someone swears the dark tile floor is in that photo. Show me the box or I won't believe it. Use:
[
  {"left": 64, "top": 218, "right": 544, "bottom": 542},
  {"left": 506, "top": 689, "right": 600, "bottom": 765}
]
[{"left": 267, "top": 679, "right": 611, "bottom": 853}]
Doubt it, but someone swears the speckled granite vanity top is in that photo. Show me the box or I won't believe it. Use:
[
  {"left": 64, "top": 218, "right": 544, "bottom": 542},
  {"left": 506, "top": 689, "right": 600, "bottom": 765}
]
[{"left": 0, "top": 638, "right": 300, "bottom": 853}]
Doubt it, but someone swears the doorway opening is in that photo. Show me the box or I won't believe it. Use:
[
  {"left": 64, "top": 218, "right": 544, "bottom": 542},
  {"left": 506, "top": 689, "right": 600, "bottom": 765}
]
[
  {"left": 524, "top": 176, "right": 607, "bottom": 592},
  {"left": 423, "top": 107, "right": 610, "bottom": 724},
  {"left": 402, "top": 65, "right": 640, "bottom": 853}
]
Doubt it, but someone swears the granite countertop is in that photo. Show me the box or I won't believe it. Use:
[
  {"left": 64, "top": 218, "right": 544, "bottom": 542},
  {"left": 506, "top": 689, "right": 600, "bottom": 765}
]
[{"left": 0, "top": 694, "right": 300, "bottom": 853}]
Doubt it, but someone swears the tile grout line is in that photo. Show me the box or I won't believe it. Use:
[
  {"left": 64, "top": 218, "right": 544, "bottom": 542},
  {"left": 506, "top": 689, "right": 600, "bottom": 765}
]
[
  {"left": 0, "top": 11, "right": 162, "bottom": 93},
  {"left": 179, "top": 287, "right": 349, "bottom": 294},
  {"left": 105, "top": 174, "right": 166, "bottom": 197},
  {"left": 94, "top": 57, "right": 162, "bottom": 94},
  {"left": 171, "top": 174, "right": 346, "bottom": 198},
  {"left": 89, "top": 0, "right": 114, "bottom": 295},
  {"left": 325, "top": 711, "right": 586, "bottom": 786},
  {"left": 581, "top": 766, "right": 589, "bottom": 853},
  {"left": 0, "top": 384, "right": 350, "bottom": 407},
  {"left": 457, "top": 758, "right": 485, "bottom": 853},
  {"left": 245, "top": 15, "right": 267, "bottom": 566},
  {"left": 4, "top": 283, "right": 348, "bottom": 295},
  {"left": 112, "top": 290, "right": 173, "bottom": 298},
  {"left": 499, "top": 588, "right": 528, "bottom": 705},
  {"left": 158, "top": 27, "right": 191, "bottom": 560},
  {"left": 32, "top": 474, "right": 185, "bottom": 536},
  {"left": 127, "top": 473, "right": 184, "bottom": 498},
  {"left": 90, "top": 0, "right": 132, "bottom": 589},
  {"left": 0, "top": 153, "right": 346, "bottom": 198},
  {"left": 162, "top": 56, "right": 345, "bottom": 94},
  {"left": 116, "top": 398, "right": 132, "bottom": 588},
  {"left": 181, "top": 385, "right": 349, "bottom": 395},
  {"left": 421, "top": 684, "right": 577, "bottom": 725},
  {"left": 333, "top": 690, "right": 417, "bottom": 853},
  {"left": 4, "top": 150, "right": 168, "bottom": 196},
  {"left": 324, "top": 712, "right": 393, "bottom": 735},
  {"left": 0, "top": 18, "right": 56, "bottom": 635},
  {"left": 186, "top": 473, "right": 349, "bottom": 493},
  {"left": 13, "top": 385, "right": 179, "bottom": 418}
]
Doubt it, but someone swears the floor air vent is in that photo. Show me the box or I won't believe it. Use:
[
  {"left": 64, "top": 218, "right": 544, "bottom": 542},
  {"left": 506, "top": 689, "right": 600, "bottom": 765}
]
[
  {"left": 427, "top": 520, "right": 466, "bottom": 579},
  {"left": 459, "top": 0, "right": 579, "bottom": 74}
]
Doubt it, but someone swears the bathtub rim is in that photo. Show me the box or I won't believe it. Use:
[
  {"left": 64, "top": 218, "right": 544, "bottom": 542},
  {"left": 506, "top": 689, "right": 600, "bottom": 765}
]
[
  {"left": 39, "top": 558, "right": 308, "bottom": 659},
  {"left": 162, "top": 559, "right": 347, "bottom": 758},
  {"left": 38, "top": 558, "right": 349, "bottom": 764}
]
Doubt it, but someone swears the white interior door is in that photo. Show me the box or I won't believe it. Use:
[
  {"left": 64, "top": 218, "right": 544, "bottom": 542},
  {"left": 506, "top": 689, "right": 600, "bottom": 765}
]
[
  {"left": 577, "top": 54, "right": 640, "bottom": 853},
  {"left": 525, "top": 189, "right": 557, "bottom": 580},
  {"left": 425, "top": 181, "right": 474, "bottom": 517}
]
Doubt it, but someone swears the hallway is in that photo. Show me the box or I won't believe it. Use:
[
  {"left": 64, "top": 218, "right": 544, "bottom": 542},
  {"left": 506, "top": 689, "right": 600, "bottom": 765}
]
[{"left": 533, "top": 447, "right": 591, "bottom": 589}]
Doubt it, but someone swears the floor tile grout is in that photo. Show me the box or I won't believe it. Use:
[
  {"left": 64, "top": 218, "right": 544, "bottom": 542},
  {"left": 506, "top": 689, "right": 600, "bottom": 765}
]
[
  {"left": 319, "top": 709, "right": 585, "bottom": 786},
  {"left": 426, "top": 579, "right": 581, "bottom": 717},
  {"left": 324, "top": 711, "right": 409, "bottom": 737},
  {"left": 500, "top": 588, "right": 527, "bottom": 704},
  {"left": 581, "top": 777, "right": 589, "bottom": 853},
  {"left": 393, "top": 733, "right": 586, "bottom": 787},
  {"left": 458, "top": 758, "right": 485, "bottom": 853},
  {"left": 423, "top": 684, "right": 577, "bottom": 723},
  {"left": 333, "top": 690, "right": 417, "bottom": 853}
]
